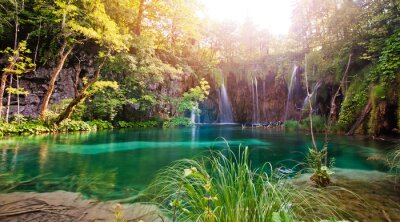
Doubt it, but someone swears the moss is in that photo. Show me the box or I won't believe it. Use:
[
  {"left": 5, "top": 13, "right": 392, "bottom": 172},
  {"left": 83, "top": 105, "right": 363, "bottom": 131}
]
[
  {"left": 368, "top": 84, "right": 387, "bottom": 135},
  {"left": 337, "top": 79, "right": 369, "bottom": 131}
]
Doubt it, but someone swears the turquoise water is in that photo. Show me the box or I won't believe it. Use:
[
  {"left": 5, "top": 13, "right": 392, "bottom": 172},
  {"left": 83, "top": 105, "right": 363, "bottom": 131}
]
[{"left": 0, "top": 125, "right": 392, "bottom": 199}]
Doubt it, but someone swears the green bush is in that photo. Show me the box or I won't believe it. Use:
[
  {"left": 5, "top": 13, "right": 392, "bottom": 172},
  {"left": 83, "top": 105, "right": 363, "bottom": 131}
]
[
  {"left": 162, "top": 116, "right": 193, "bottom": 128},
  {"left": 0, "top": 120, "right": 50, "bottom": 136},
  {"left": 284, "top": 120, "right": 299, "bottom": 130},
  {"left": 117, "top": 120, "right": 161, "bottom": 128},
  {"left": 88, "top": 120, "right": 113, "bottom": 130},
  {"left": 59, "top": 119, "right": 92, "bottom": 132},
  {"left": 117, "top": 121, "right": 131, "bottom": 128},
  {"left": 49, "top": 98, "right": 86, "bottom": 120},
  {"left": 142, "top": 147, "right": 345, "bottom": 221},
  {"left": 300, "top": 115, "right": 326, "bottom": 132}
]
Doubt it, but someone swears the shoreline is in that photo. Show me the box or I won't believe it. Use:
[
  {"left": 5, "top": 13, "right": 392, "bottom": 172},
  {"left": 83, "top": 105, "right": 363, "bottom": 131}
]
[
  {"left": 0, "top": 169, "right": 399, "bottom": 221},
  {"left": 0, "top": 191, "right": 162, "bottom": 222}
]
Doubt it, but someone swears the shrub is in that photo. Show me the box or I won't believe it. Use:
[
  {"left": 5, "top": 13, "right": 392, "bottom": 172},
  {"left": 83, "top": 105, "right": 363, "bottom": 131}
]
[
  {"left": 142, "top": 147, "right": 345, "bottom": 221},
  {"left": 117, "top": 120, "right": 161, "bottom": 128},
  {"left": 0, "top": 120, "right": 50, "bottom": 136},
  {"left": 306, "top": 148, "right": 335, "bottom": 187},
  {"left": 88, "top": 120, "right": 113, "bottom": 130},
  {"left": 59, "top": 119, "right": 91, "bottom": 132},
  {"left": 162, "top": 116, "right": 193, "bottom": 128},
  {"left": 300, "top": 115, "right": 326, "bottom": 132},
  {"left": 284, "top": 120, "right": 299, "bottom": 130}
]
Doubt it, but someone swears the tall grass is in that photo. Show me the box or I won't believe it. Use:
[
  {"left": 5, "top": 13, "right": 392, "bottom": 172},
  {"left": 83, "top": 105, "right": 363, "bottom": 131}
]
[
  {"left": 386, "top": 144, "right": 400, "bottom": 183},
  {"left": 141, "top": 147, "right": 346, "bottom": 221}
]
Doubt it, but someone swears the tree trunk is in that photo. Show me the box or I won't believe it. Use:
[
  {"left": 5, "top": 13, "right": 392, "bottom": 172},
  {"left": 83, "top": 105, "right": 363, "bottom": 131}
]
[
  {"left": 328, "top": 54, "right": 352, "bottom": 123},
  {"left": 304, "top": 62, "right": 317, "bottom": 150},
  {"left": 74, "top": 59, "right": 81, "bottom": 98},
  {"left": 17, "top": 76, "right": 20, "bottom": 123},
  {"left": 5, "top": 74, "right": 13, "bottom": 122},
  {"left": 55, "top": 93, "right": 87, "bottom": 125},
  {"left": 346, "top": 100, "right": 372, "bottom": 136},
  {"left": 39, "top": 43, "right": 74, "bottom": 120},
  {"left": 0, "top": 73, "right": 9, "bottom": 119},
  {"left": 134, "top": 0, "right": 145, "bottom": 35},
  {"left": 55, "top": 55, "right": 107, "bottom": 125},
  {"left": 324, "top": 53, "right": 352, "bottom": 164}
]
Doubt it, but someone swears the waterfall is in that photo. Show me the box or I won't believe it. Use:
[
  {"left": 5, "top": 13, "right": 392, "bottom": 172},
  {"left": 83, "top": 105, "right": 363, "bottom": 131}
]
[
  {"left": 253, "top": 76, "right": 260, "bottom": 124},
  {"left": 262, "top": 78, "right": 267, "bottom": 122},
  {"left": 190, "top": 106, "right": 197, "bottom": 124},
  {"left": 284, "top": 65, "right": 298, "bottom": 121},
  {"left": 252, "top": 78, "right": 256, "bottom": 123},
  {"left": 219, "top": 80, "right": 234, "bottom": 123},
  {"left": 302, "top": 80, "right": 322, "bottom": 110}
]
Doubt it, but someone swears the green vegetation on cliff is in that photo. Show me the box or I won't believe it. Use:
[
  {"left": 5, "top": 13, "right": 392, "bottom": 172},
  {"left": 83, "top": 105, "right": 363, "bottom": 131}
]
[{"left": 0, "top": 0, "right": 399, "bottom": 136}]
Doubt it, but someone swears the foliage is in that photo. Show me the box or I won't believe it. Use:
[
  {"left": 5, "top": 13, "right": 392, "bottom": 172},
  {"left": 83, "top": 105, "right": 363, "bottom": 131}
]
[
  {"left": 284, "top": 120, "right": 299, "bottom": 130},
  {"left": 177, "top": 78, "right": 210, "bottom": 113},
  {"left": 117, "top": 120, "right": 160, "bottom": 128},
  {"left": 11, "top": 114, "right": 27, "bottom": 124},
  {"left": 87, "top": 119, "right": 113, "bottom": 130},
  {"left": 306, "top": 148, "right": 335, "bottom": 187},
  {"left": 0, "top": 120, "right": 50, "bottom": 136},
  {"left": 337, "top": 75, "right": 369, "bottom": 131},
  {"left": 1, "top": 40, "right": 36, "bottom": 75},
  {"left": 85, "top": 88, "right": 134, "bottom": 121},
  {"left": 0, "top": 0, "right": 399, "bottom": 135},
  {"left": 59, "top": 119, "right": 92, "bottom": 132},
  {"left": 50, "top": 99, "right": 86, "bottom": 120},
  {"left": 143, "top": 147, "right": 344, "bottom": 221},
  {"left": 300, "top": 115, "right": 326, "bottom": 132},
  {"left": 162, "top": 116, "right": 193, "bottom": 128}
]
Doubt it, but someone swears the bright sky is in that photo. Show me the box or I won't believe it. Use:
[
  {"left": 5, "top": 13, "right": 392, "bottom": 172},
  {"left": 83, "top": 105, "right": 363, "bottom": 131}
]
[{"left": 200, "top": 0, "right": 294, "bottom": 35}]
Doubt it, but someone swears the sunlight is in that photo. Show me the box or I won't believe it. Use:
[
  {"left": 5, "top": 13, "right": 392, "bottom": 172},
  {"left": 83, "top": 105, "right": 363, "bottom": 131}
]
[{"left": 200, "top": 0, "right": 293, "bottom": 35}]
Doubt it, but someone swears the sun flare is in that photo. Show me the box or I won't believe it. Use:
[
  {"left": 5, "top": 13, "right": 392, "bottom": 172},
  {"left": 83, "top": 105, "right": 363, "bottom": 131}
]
[{"left": 200, "top": 0, "right": 293, "bottom": 35}]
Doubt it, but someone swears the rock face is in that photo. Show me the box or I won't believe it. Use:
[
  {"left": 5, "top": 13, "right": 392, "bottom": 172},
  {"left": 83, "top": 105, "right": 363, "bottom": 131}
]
[
  {"left": 200, "top": 69, "right": 307, "bottom": 123},
  {"left": 3, "top": 68, "right": 75, "bottom": 118},
  {"left": 2, "top": 66, "right": 95, "bottom": 118},
  {"left": 0, "top": 63, "right": 339, "bottom": 126}
]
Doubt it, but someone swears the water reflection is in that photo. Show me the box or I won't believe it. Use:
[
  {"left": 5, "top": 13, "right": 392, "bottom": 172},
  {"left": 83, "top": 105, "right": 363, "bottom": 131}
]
[
  {"left": 39, "top": 143, "right": 48, "bottom": 173},
  {"left": 0, "top": 126, "right": 393, "bottom": 199}
]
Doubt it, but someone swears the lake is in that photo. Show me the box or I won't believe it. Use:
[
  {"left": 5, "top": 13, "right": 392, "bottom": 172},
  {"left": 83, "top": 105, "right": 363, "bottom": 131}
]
[{"left": 0, "top": 125, "right": 392, "bottom": 200}]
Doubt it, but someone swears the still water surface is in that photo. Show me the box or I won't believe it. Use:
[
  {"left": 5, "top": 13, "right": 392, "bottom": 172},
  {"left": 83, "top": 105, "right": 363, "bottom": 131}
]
[{"left": 0, "top": 125, "right": 392, "bottom": 199}]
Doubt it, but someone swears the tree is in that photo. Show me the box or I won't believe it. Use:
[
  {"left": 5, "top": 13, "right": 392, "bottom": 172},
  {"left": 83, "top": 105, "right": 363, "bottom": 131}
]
[
  {"left": 37, "top": 0, "right": 129, "bottom": 120},
  {"left": 53, "top": 0, "right": 130, "bottom": 124},
  {"left": 177, "top": 78, "right": 210, "bottom": 114},
  {"left": 0, "top": 40, "right": 35, "bottom": 120}
]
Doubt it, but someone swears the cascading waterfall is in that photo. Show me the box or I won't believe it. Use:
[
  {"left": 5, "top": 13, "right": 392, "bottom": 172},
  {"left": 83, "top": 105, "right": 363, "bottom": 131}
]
[
  {"left": 252, "top": 78, "right": 256, "bottom": 122},
  {"left": 219, "top": 79, "right": 234, "bottom": 123},
  {"left": 190, "top": 106, "right": 197, "bottom": 124},
  {"left": 284, "top": 65, "right": 298, "bottom": 121},
  {"left": 302, "top": 80, "right": 322, "bottom": 110},
  {"left": 253, "top": 76, "right": 260, "bottom": 124},
  {"left": 262, "top": 78, "right": 267, "bottom": 121}
]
